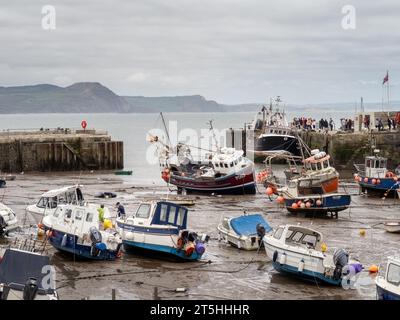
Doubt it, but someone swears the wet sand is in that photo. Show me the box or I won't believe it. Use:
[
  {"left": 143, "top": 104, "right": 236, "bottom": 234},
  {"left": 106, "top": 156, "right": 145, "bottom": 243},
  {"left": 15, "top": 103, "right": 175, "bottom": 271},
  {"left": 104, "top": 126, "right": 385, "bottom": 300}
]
[{"left": 1, "top": 172, "right": 399, "bottom": 300}]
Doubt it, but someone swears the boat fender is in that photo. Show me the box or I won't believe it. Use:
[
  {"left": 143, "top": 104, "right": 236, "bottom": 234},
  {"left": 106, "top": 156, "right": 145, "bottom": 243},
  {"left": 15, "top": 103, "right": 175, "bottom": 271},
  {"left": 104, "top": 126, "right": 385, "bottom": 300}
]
[
  {"left": 195, "top": 242, "right": 206, "bottom": 255},
  {"left": 177, "top": 237, "right": 184, "bottom": 249},
  {"left": 184, "top": 242, "right": 195, "bottom": 256},
  {"left": 188, "top": 232, "right": 198, "bottom": 242},
  {"left": 95, "top": 242, "right": 107, "bottom": 251},
  {"left": 272, "top": 250, "right": 278, "bottom": 263},
  {"left": 298, "top": 259, "right": 305, "bottom": 272},
  {"left": 279, "top": 252, "right": 286, "bottom": 264},
  {"left": 61, "top": 234, "right": 67, "bottom": 247}
]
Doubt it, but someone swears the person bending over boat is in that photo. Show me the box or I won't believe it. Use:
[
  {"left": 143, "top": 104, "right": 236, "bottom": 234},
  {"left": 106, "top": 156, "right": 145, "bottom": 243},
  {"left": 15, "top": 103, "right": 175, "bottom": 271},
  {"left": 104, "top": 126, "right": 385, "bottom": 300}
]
[{"left": 116, "top": 202, "right": 125, "bottom": 219}]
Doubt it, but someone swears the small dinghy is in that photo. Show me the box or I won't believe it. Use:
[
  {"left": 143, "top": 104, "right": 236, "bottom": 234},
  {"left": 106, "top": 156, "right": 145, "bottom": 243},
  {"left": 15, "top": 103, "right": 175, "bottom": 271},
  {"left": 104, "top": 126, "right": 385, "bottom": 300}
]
[
  {"left": 42, "top": 203, "right": 122, "bottom": 260},
  {"left": 217, "top": 214, "right": 272, "bottom": 250},
  {"left": 116, "top": 201, "right": 208, "bottom": 261},
  {"left": 94, "top": 191, "right": 117, "bottom": 199},
  {"left": 376, "top": 256, "right": 400, "bottom": 300},
  {"left": 263, "top": 224, "right": 362, "bottom": 285},
  {"left": 114, "top": 170, "right": 133, "bottom": 176},
  {"left": 0, "top": 248, "right": 58, "bottom": 300},
  {"left": 384, "top": 221, "right": 400, "bottom": 233},
  {"left": 0, "top": 203, "right": 19, "bottom": 236}
]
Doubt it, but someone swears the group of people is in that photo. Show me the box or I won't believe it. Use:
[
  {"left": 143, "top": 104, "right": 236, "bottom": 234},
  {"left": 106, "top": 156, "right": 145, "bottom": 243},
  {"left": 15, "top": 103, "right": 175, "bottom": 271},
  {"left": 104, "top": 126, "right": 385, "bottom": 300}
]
[
  {"left": 340, "top": 118, "right": 354, "bottom": 131},
  {"left": 292, "top": 117, "right": 335, "bottom": 132},
  {"left": 97, "top": 202, "right": 126, "bottom": 223},
  {"left": 364, "top": 115, "right": 399, "bottom": 131}
]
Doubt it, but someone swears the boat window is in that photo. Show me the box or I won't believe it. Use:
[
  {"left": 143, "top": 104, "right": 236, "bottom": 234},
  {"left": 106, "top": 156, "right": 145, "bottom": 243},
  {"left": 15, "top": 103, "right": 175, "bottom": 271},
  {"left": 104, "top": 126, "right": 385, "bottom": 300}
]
[
  {"left": 235, "top": 160, "right": 238, "bottom": 165},
  {"left": 291, "top": 231, "right": 303, "bottom": 242},
  {"left": 215, "top": 163, "right": 219, "bottom": 168},
  {"left": 48, "top": 197, "right": 57, "bottom": 209},
  {"left": 58, "top": 193, "right": 67, "bottom": 205},
  {"left": 285, "top": 230, "right": 293, "bottom": 239},
  {"left": 366, "top": 159, "right": 371, "bottom": 168},
  {"left": 230, "top": 162, "right": 234, "bottom": 167},
  {"left": 302, "top": 234, "right": 317, "bottom": 247},
  {"left": 37, "top": 197, "right": 48, "bottom": 209},
  {"left": 74, "top": 209, "right": 84, "bottom": 221},
  {"left": 224, "top": 163, "right": 228, "bottom": 168},
  {"left": 273, "top": 227, "right": 284, "bottom": 240},
  {"left": 86, "top": 212, "right": 93, "bottom": 222},
  {"left": 177, "top": 208, "right": 185, "bottom": 226},
  {"left": 387, "top": 263, "right": 400, "bottom": 286},
  {"left": 220, "top": 162, "right": 223, "bottom": 167},
  {"left": 136, "top": 204, "right": 151, "bottom": 219},
  {"left": 64, "top": 209, "right": 72, "bottom": 219},
  {"left": 168, "top": 207, "right": 177, "bottom": 224},
  {"left": 160, "top": 204, "right": 168, "bottom": 222},
  {"left": 380, "top": 160, "right": 387, "bottom": 168}
]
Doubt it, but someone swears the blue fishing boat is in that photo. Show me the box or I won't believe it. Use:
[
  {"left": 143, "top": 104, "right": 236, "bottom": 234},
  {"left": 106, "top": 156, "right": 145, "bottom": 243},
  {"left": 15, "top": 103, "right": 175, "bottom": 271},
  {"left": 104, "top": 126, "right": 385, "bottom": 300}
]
[
  {"left": 354, "top": 151, "right": 400, "bottom": 197},
  {"left": 116, "top": 201, "right": 208, "bottom": 261},
  {"left": 284, "top": 194, "right": 351, "bottom": 216},
  {"left": 41, "top": 203, "right": 122, "bottom": 261},
  {"left": 217, "top": 214, "right": 272, "bottom": 250},
  {"left": 376, "top": 256, "right": 400, "bottom": 300}
]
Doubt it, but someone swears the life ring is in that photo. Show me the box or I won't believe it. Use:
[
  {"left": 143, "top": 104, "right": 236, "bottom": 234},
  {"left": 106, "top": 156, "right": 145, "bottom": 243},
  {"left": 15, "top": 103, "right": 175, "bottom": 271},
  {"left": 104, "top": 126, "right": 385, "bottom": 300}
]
[{"left": 272, "top": 250, "right": 278, "bottom": 262}]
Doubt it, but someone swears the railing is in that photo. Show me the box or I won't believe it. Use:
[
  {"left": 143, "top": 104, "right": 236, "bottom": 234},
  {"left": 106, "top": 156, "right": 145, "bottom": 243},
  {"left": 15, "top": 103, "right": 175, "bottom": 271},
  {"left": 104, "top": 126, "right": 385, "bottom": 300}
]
[{"left": 0, "top": 128, "right": 108, "bottom": 137}]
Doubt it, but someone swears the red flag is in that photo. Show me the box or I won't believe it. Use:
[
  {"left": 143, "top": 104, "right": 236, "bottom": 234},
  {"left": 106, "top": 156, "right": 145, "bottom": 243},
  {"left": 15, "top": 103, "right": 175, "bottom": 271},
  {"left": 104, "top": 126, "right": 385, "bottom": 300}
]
[{"left": 383, "top": 71, "right": 389, "bottom": 85}]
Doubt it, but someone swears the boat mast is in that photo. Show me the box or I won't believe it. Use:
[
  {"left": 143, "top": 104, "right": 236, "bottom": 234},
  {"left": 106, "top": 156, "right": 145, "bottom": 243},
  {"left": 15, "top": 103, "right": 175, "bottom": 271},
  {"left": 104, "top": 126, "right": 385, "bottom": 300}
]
[
  {"left": 160, "top": 112, "right": 171, "bottom": 148},
  {"left": 207, "top": 120, "right": 220, "bottom": 152}
]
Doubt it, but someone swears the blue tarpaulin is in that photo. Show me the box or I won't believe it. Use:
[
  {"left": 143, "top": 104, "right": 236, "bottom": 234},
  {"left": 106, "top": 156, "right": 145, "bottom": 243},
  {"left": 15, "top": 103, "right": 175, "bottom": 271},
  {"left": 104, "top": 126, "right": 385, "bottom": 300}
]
[{"left": 230, "top": 214, "right": 272, "bottom": 236}]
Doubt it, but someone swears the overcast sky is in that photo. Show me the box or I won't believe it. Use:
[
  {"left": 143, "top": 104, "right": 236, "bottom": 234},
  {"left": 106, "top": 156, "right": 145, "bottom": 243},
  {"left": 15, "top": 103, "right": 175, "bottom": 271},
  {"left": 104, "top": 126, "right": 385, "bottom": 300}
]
[{"left": 0, "top": 0, "right": 399, "bottom": 104}]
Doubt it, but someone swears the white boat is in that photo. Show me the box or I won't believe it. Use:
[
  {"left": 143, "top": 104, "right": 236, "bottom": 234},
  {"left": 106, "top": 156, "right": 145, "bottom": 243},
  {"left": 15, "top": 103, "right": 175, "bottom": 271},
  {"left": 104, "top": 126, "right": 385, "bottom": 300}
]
[
  {"left": 0, "top": 203, "right": 19, "bottom": 236},
  {"left": 26, "top": 185, "right": 87, "bottom": 224},
  {"left": 217, "top": 214, "right": 272, "bottom": 250},
  {"left": 376, "top": 256, "right": 400, "bottom": 300},
  {"left": 41, "top": 203, "right": 122, "bottom": 260},
  {"left": 0, "top": 248, "right": 58, "bottom": 300},
  {"left": 384, "top": 222, "right": 400, "bottom": 233},
  {"left": 263, "top": 224, "right": 362, "bottom": 285},
  {"left": 116, "top": 201, "right": 208, "bottom": 261}
]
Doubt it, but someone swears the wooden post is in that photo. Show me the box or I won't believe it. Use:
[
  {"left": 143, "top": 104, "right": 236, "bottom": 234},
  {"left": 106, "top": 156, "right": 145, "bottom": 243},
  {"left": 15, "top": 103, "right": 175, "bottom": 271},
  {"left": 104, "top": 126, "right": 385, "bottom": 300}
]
[{"left": 112, "top": 288, "right": 116, "bottom": 300}]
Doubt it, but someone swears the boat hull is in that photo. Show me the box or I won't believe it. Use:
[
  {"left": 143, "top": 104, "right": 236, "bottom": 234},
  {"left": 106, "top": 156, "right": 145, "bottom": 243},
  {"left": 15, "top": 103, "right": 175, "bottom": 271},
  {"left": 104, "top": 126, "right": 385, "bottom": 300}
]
[
  {"left": 165, "top": 167, "right": 256, "bottom": 195},
  {"left": 284, "top": 194, "right": 351, "bottom": 214},
  {"left": 384, "top": 223, "right": 400, "bottom": 233},
  {"left": 217, "top": 228, "right": 261, "bottom": 251},
  {"left": 47, "top": 229, "right": 121, "bottom": 261},
  {"left": 376, "top": 283, "right": 400, "bottom": 300},
  {"left": 248, "top": 134, "right": 301, "bottom": 158},
  {"left": 122, "top": 240, "right": 203, "bottom": 261},
  {"left": 358, "top": 176, "right": 399, "bottom": 196}
]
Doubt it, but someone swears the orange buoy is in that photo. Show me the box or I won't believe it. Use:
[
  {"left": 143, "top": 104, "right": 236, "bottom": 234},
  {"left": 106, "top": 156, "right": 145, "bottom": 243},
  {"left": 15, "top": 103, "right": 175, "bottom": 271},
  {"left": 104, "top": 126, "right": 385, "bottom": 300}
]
[
  {"left": 364, "top": 177, "right": 369, "bottom": 183},
  {"left": 297, "top": 200, "right": 302, "bottom": 206},
  {"left": 305, "top": 202, "right": 311, "bottom": 208},
  {"left": 369, "top": 265, "right": 379, "bottom": 273},
  {"left": 358, "top": 177, "right": 363, "bottom": 182},
  {"left": 372, "top": 178, "right": 377, "bottom": 185},
  {"left": 316, "top": 199, "right": 322, "bottom": 206},
  {"left": 266, "top": 187, "right": 273, "bottom": 195},
  {"left": 45, "top": 230, "right": 53, "bottom": 238},
  {"left": 277, "top": 196, "right": 285, "bottom": 204},
  {"left": 300, "top": 202, "right": 306, "bottom": 208},
  {"left": 377, "top": 179, "right": 381, "bottom": 184},
  {"left": 38, "top": 222, "right": 44, "bottom": 229},
  {"left": 184, "top": 242, "right": 195, "bottom": 256},
  {"left": 291, "top": 203, "right": 298, "bottom": 209}
]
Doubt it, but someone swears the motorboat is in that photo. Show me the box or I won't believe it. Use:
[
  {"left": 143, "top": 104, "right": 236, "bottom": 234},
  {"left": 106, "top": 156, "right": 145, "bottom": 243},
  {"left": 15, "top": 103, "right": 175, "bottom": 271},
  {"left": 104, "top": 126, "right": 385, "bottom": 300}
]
[
  {"left": 150, "top": 114, "right": 256, "bottom": 195},
  {"left": 26, "top": 185, "right": 85, "bottom": 224},
  {"left": 116, "top": 201, "right": 208, "bottom": 261},
  {"left": 41, "top": 203, "right": 122, "bottom": 260},
  {"left": 245, "top": 96, "right": 301, "bottom": 160},
  {"left": 376, "top": 256, "right": 400, "bottom": 300},
  {"left": 217, "top": 214, "right": 272, "bottom": 250},
  {"left": 0, "top": 203, "right": 19, "bottom": 236},
  {"left": 0, "top": 248, "right": 58, "bottom": 300},
  {"left": 384, "top": 221, "right": 400, "bottom": 233},
  {"left": 263, "top": 224, "right": 362, "bottom": 285},
  {"left": 354, "top": 150, "right": 400, "bottom": 197}
]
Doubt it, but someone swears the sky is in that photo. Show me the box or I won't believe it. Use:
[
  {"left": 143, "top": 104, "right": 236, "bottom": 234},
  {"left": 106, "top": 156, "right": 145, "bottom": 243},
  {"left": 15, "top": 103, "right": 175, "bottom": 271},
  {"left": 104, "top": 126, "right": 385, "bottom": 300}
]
[{"left": 0, "top": 0, "right": 399, "bottom": 105}]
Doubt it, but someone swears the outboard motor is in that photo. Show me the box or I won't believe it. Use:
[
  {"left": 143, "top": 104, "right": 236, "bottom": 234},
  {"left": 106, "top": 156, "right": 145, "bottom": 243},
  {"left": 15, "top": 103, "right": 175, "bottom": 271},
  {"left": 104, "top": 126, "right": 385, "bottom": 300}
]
[
  {"left": 0, "top": 215, "right": 7, "bottom": 236},
  {"left": 23, "top": 278, "right": 38, "bottom": 300},
  {"left": 333, "top": 248, "right": 349, "bottom": 280},
  {"left": 89, "top": 227, "right": 103, "bottom": 257},
  {"left": 188, "top": 232, "right": 198, "bottom": 242},
  {"left": 256, "top": 223, "right": 266, "bottom": 240}
]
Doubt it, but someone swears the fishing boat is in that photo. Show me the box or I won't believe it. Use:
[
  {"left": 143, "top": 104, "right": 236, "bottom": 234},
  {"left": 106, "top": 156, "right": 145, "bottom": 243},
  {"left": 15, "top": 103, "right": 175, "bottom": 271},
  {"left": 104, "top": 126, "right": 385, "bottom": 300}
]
[
  {"left": 0, "top": 247, "right": 58, "bottom": 300},
  {"left": 116, "top": 201, "right": 208, "bottom": 261},
  {"left": 0, "top": 203, "right": 19, "bottom": 236},
  {"left": 41, "top": 203, "right": 122, "bottom": 260},
  {"left": 376, "top": 256, "right": 400, "bottom": 300},
  {"left": 150, "top": 114, "right": 256, "bottom": 195},
  {"left": 354, "top": 150, "right": 400, "bottom": 197},
  {"left": 263, "top": 224, "right": 362, "bottom": 285},
  {"left": 384, "top": 221, "right": 400, "bottom": 233},
  {"left": 265, "top": 150, "right": 351, "bottom": 217},
  {"left": 245, "top": 96, "right": 301, "bottom": 160},
  {"left": 26, "top": 185, "right": 85, "bottom": 223},
  {"left": 217, "top": 213, "right": 272, "bottom": 250}
]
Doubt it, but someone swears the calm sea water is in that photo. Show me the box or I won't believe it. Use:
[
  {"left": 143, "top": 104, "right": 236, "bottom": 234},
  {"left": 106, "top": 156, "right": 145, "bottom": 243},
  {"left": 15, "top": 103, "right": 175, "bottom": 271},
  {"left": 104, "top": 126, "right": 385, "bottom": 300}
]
[{"left": 0, "top": 111, "right": 350, "bottom": 184}]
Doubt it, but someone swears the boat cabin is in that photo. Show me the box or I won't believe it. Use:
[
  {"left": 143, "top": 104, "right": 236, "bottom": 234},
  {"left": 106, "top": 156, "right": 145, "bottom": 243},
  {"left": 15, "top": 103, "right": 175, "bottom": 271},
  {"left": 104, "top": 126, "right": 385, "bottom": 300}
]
[
  {"left": 364, "top": 155, "right": 387, "bottom": 178},
  {"left": 272, "top": 225, "right": 323, "bottom": 250},
  {"left": 303, "top": 151, "right": 332, "bottom": 172},
  {"left": 211, "top": 148, "right": 248, "bottom": 176},
  {"left": 124, "top": 201, "right": 188, "bottom": 232},
  {"left": 35, "top": 185, "right": 84, "bottom": 211}
]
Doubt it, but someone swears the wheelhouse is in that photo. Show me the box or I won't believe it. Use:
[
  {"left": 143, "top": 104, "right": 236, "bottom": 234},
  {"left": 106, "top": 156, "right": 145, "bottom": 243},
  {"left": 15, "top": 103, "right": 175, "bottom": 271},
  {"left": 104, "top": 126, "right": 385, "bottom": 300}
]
[
  {"left": 272, "top": 225, "right": 323, "bottom": 250},
  {"left": 365, "top": 156, "right": 387, "bottom": 178},
  {"left": 211, "top": 148, "right": 248, "bottom": 175},
  {"left": 36, "top": 186, "right": 84, "bottom": 210}
]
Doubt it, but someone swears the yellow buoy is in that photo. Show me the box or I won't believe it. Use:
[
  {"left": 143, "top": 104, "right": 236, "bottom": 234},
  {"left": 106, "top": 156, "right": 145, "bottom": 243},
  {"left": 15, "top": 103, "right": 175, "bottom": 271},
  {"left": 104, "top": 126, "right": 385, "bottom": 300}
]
[
  {"left": 369, "top": 265, "right": 379, "bottom": 273},
  {"left": 321, "top": 243, "right": 327, "bottom": 253},
  {"left": 103, "top": 219, "right": 113, "bottom": 230},
  {"left": 37, "top": 228, "right": 45, "bottom": 237},
  {"left": 359, "top": 229, "right": 366, "bottom": 236}
]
